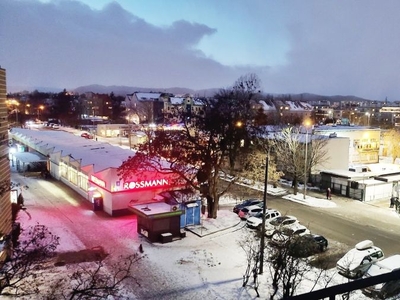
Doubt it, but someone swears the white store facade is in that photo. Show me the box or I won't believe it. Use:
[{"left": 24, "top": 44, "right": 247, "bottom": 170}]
[{"left": 10, "top": 128, "right": 184, "bottom": 216}]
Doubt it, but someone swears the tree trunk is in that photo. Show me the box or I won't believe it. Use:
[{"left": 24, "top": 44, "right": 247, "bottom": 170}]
[
  {"left": 292, "top": 176, "right": 298, "bottom": 195},
  {"left": 211, "top": 195, "right": 219, "bottom": 219}
]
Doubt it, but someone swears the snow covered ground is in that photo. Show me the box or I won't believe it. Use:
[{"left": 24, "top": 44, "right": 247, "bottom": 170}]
[
  {"left": 8, "top": 126, "right": 374, "bottom": 299},
  {"left": 10, "top": 170, "right": 371, "bottom": 300}
]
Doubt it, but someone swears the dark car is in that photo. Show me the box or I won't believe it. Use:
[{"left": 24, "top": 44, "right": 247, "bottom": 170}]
[
  {"left": 233, "top": 199, "right": 262, "bottom": 214},
  {"left": 289, "top": 234, "right": 328, "bottom": 257}
]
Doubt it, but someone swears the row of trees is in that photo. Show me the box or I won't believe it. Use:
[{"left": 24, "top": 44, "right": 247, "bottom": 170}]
[
  {"left": 118, "top": 74, "right": 329, "bottom": 218},
  {"left": 7, "top": 90, "right": 126, "bottom": 127}
]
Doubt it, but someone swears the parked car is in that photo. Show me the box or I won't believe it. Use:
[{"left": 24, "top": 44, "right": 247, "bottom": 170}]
[
  {"left": 264, "top": 215, "right": 299, "bottom": 237},
  {"left": 81, "top": 132, "right": 94, "bottom": 139},
  {"left": 238, "top": 205, "right": 263, "bottom": 220},
  {"left": 246, "top": 209, "right": 281, "bottom": 230},
  {"left": 270, "top": 223, "right": 310, "bottom": 246},
  {"left": 362, "top": 254, "right": 400, "bottom": 299},
  {"left": 288, "top": 234, "right": 329, "bottom": 257},
  {"left": 233, "top": 199, "right": 262, "bottom": 214},
  {"left": 336, "top": 240, "right": 384, "bottom": 279}
]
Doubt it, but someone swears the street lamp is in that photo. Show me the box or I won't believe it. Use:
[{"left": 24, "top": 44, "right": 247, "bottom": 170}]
[
  {"left": 259, "top": 153, "right": 269, "bottom": 274},
  {"left": 365, "top": 112, "right": 370, "bottom": 126},
  {"left": 38, "top": 105, "right": 44, "bottom": 120},
  {"left": 303, "top": 121, "right": 312, "bottom": 199}
]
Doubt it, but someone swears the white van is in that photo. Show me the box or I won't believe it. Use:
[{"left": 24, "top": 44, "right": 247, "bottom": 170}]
[
  {"left": 336, "top": 240, "right": 384, "bottom": 279},
  {"left": 362, "top": 255, "right": 400, "bottom": 299}
]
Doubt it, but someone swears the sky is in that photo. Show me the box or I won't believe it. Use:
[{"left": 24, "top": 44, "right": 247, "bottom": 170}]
[{"left": 2, "top": 0, "right": 400, "bottom": 100}]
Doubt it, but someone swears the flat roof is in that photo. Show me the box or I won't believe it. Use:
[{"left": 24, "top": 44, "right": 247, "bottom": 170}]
[
  {"left": 10, "top": 128, "right": 171, "bottom": 174},
  {"left": 129, "top": 202, "right": 182, "bottom": 218},
  {"left": 13, "top": 152, "right": 47, "bottom": 163}
]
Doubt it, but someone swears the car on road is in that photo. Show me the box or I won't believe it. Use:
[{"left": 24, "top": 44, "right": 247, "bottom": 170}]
[
  {"left": 246, "top": 209, "right": 281, "bottom": 230},
  {"left": 233, "top": 199, "right": 262, "bottom": 214},
  {"left": 238, "top": 205, "right": 263, "bottom": 220},
  {"left": 264, "top": 215, "right": 299, "bottom": 237},
  {"left": 270, "top": 223, "right": 310, "bottom": 246},
  {"left": 336, "top": 240, "right": 384, "bottom": 279},
  {"left": 81, "top": 132, "right": 94, "bottom": 139},
  {"left": 362, "top": 254, "right": 400, "bottom": 299}
]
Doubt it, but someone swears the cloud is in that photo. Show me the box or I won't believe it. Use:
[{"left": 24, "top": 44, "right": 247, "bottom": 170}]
[
  {"left": 0, "top": 0, "right": 258, "bottom": 91},
  {"left": 3, "top": 0, "right": 400, "bottom": 100},
  {"left": 267, "top": 0, "right": 400, "bottom": 100}
]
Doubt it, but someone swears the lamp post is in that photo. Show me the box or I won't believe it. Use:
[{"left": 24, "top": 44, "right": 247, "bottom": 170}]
[
  {"left": 303, "top": 122, "right": 311, "bottom": 199},
  {"left": 259, "top": 154, "right": 269, "bottom": 274},
  {"left": 365, "top": 112, "right": 370, "bottom": 126},
  {"left": 38, "top": 105, "right": 44, "bottom": 120}
]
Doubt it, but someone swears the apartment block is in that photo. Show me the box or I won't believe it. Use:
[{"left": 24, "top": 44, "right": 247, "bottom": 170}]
[{"left": 0, "top": 67, "right": 11, "bottom": 238}]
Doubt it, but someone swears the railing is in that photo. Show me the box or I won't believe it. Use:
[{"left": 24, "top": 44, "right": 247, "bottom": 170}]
[{"left": 285, "top": 269, "right": 400, "bottom": 300}]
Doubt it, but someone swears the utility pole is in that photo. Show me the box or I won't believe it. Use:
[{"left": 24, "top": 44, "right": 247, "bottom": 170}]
[
  {"left": 128, "top": 123, "right": 132, "bottom": 150},
  {"left": 259, "top": 155, "right": 269, "bottom": 274}
]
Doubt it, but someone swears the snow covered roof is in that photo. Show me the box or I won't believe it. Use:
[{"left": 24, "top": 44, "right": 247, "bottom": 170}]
[
  {"left": 135, "top": 92, "right": 162, "bottom": 101},
  {"left": 13, "top": 152, "right": 47, "bottom": 163},
  {"left": 286, "top": 101, "right": 313, "bottom": 111},
  {"left": 170, "top": 97, "right": 183, "bottom": 105},
  {"left": 259, "top": 100, "right": 276, "bottom": 111},
  {"left": 10, "top": 128, "right": 139, "bottom": 173}
]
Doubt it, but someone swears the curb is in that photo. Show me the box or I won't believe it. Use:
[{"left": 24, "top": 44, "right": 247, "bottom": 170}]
[{"left": 185, "top": 220, "right": 243, "bottom": 238}]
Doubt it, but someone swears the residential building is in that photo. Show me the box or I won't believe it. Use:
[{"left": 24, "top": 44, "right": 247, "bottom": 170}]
[
  {"left": 123, "top": 92, "right": 165, "bottom": 124},
  {"left": 163, "top": 94, "right": 204, "bottom": 124},
  {"left": 380, "top": 106, "right": 400, "bottom": 127},
  {"left": 0, "top": 67, "right": 12, "bottom": 239},
  {"left": 81, "top": 92, "right": 113, "bottom": 119}
]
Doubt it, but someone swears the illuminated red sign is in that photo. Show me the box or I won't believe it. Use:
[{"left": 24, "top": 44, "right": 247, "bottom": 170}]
[
  {"left": 90, "top": 175, "right": 106, "bottom": 188},
  {"left": 123, "top": 179, "right": 169, "bottom": 190}
]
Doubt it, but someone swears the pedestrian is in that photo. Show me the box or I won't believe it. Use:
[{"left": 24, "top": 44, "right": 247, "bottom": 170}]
[{"left": 326, "top": 187, "right": 331, "bottom": 200}]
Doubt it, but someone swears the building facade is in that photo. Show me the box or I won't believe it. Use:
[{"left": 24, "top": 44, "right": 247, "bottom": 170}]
[
  {"left": 313, "top": 125, "right": 380, "bottom": 165},
  {"left": 0, "top": 67, "right": 12, "bottom": 239}
]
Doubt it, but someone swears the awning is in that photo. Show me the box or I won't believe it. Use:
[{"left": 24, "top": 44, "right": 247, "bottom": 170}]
[{"left": 13, "top": 152, "right": 47, "bottom": 164}]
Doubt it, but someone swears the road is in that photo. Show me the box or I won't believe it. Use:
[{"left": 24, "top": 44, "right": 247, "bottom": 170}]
[{"left": 226, "top": 193, "right": 400, "bottom": 258}]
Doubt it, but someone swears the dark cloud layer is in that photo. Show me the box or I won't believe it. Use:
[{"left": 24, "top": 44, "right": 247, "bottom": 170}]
[
  {"left": 2, "top": 0, "right": 400, "bottom": 100},
  {"left": 0, "top": 0, "right": 254, "bottom": 91}
]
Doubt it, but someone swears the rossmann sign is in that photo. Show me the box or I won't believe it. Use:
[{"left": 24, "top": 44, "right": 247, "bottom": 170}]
[{"left": 123, "top": 178, "right": 169, "bottom": 190}]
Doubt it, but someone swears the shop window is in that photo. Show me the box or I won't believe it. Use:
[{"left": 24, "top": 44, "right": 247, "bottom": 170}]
[
  {"left": 69, "top": 168, "right": 78, "bottom": 185},
  {"left": 60, "top": 163, "right": 67, "bottom": 178}
]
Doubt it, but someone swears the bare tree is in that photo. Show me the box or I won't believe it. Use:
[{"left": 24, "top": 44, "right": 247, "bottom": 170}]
[
  {"left": 118, "top": 74, "right": 262, "bottom": 219},
  {"left": 271, "top": 127, "right": 328, "bottom": 195},
  {"left": 243, "top": 150, "right": 284, "bottom": 189},
  {"left": 267, "top": 234, "right": 335, "bottom": 299},
  {"left": 382, "top": 128, "right": 400, "bottom": 163},
  {"left": 271, "top": 127, "right": 304, "bottom": 195},
  {"left": 0, "top": 224, "right": 60, "bottom": 297},
  {"left": 46, "top": 254, "right": 142, "bottom": 300},
  {"left": 240, "top": 236, "right": 260, "bottom": 296}
]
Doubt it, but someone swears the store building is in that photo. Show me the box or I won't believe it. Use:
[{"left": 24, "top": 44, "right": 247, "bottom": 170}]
[
  {"left": 320, "top": 163, "right": 400, "bottom": 202},
  {"left": 9, "top": 128, "right": 186, "bottom": 216}
]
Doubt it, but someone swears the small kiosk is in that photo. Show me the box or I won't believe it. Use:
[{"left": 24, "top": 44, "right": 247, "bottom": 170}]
[{"left": 129, "top": 202, "right": 183, "bottom": 243}]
